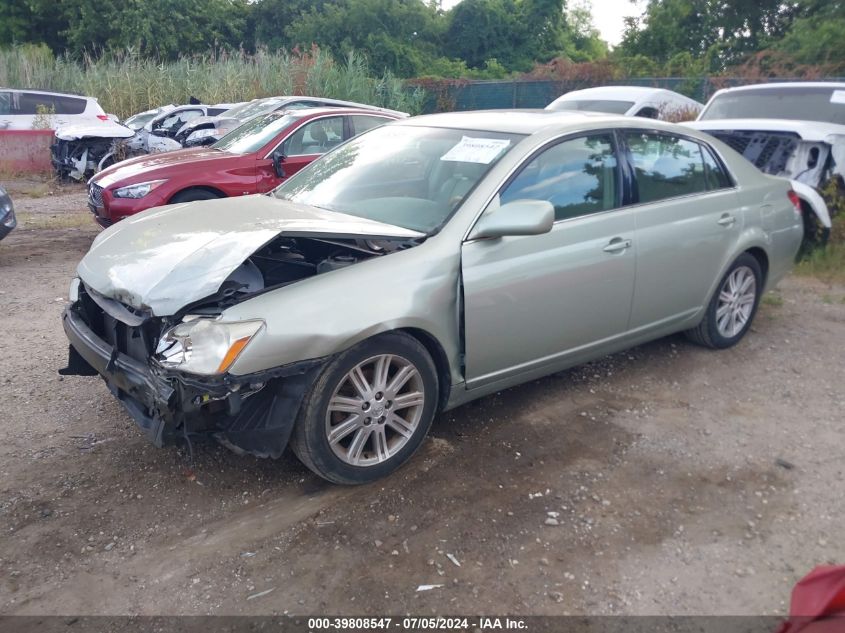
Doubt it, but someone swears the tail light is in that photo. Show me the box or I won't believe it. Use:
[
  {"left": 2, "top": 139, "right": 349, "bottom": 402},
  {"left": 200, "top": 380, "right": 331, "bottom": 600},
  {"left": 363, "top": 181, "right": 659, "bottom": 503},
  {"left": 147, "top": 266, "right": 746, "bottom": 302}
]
[
  {"left": 787, "top": 190, "right": 803, "bottom": 216},
  {"left": 96, "top": 115, "right": 110, "bottom": 121}
]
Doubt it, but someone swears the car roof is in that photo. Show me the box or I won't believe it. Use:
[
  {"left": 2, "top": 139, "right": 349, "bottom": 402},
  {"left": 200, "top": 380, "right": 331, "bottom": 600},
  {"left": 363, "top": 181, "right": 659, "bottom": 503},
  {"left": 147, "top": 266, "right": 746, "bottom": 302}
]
[
  {"left": 399, "top": 109, "right": 631, "bottom": 135},
  {"left": 278, "top": 107, "right": 404, "bottom": 119},
  {"left": 716, "top": 82, "right": 845, "bottom": 94},
  {"left": 1, "top": 88, "right": 94, "bottom": 100},
  {"left": 554, "top": 86, "right": 686, "bottom": 101}
]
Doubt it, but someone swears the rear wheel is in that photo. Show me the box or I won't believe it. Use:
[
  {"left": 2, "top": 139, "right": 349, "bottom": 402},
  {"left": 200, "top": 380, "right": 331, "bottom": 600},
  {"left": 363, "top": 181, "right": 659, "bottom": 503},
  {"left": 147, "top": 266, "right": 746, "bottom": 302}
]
[
  {"left": 685, "top": 253, "right": 762, "bottom": 349},
  {"left": 290, "top": 332, "right": 438, "bottom": 485},
  {"left": 169, "top": 188, "right": 222, "bottom": 204}
]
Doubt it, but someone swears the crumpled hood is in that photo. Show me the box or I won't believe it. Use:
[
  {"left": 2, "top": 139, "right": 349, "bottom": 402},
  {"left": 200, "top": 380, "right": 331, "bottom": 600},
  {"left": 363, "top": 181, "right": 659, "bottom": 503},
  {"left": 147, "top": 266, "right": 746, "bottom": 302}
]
[
  {"left": 77, "top": 195, "right": 423, "bottom": 316},
  {"left": 688, "top": 118, "right": 845, "bottom": 143},
  {"left": 55, "top": 121, "right": 136, "bottom": 141}
]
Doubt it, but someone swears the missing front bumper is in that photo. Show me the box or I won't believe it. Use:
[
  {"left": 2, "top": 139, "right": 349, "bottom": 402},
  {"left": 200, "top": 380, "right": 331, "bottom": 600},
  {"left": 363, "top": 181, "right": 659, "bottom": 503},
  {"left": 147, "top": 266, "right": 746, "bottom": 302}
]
[{"left": 61, "top": 305, "right": 324, "bottom": 457}]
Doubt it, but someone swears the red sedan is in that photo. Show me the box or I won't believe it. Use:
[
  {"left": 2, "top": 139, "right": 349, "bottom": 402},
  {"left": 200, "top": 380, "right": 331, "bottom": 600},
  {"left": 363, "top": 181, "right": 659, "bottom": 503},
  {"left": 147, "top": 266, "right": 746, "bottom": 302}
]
[{"left": 86, "top": 107, "right": 403, "bottom": 226}]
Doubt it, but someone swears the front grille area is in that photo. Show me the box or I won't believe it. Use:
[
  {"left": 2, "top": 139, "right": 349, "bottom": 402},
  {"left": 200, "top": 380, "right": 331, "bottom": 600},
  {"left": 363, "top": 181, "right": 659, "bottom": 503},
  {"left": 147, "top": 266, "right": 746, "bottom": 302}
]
[
  {"left": 88, "top": 183, "right": 104, "bottom": 207},
  {"left": 77, "top": 284, "right": 159, "bottom": 363}
]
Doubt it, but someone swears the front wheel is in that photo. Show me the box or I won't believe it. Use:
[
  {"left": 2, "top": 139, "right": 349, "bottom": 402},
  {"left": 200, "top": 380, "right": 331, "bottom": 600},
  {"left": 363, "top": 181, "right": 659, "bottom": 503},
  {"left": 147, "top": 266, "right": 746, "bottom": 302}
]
[
  {"left": 685, "top": 253, "right": 763, "bottom": 349},
  {"left": 290, "top": 332, "right": 439, "bottom": 484}
]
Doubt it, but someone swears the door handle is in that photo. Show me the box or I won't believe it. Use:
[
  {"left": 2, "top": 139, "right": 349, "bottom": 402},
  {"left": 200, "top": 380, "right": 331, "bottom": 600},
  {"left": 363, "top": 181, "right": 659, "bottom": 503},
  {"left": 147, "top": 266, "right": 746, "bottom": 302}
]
[
  {"left": 603, "top": 238, "right": 632, "bottom": 253},
  {"left": 717, "top": 214, "right": 736, "bottom": 227}
]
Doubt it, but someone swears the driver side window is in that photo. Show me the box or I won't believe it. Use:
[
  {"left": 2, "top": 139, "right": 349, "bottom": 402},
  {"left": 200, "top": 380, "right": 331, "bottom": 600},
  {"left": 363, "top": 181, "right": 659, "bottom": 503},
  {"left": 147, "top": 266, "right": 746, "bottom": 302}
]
[{"left": 500, "top": 134, "right": 619, "bottom": 221}]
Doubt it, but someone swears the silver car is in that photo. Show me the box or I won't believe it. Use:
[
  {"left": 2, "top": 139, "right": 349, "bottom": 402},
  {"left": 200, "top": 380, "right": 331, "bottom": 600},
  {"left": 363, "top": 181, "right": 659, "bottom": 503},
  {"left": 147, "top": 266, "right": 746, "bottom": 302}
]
[{"left": 62, "top": 111, "right": 804, "bottom": 484}]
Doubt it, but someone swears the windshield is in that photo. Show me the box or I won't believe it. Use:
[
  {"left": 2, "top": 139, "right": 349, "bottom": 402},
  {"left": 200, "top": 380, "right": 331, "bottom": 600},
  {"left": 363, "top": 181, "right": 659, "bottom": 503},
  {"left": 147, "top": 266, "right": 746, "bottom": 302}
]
[
  {"left": 124, "top": 109, "right": 162, "bottom": 130},
  {"left": 273, "top": 125, "right": 523, "bottom": 234},
  {"left": 547, "top": 99, "right": 634, "bottom": 115},
  {"left": 212, "top": 112, "right": 298, "bottom": 155},
  {"left": 700, "top": 86, "right": 845, "bottom": 125},
  {"left": 220, "top": 98, "right": 287, "bottom": 122}
]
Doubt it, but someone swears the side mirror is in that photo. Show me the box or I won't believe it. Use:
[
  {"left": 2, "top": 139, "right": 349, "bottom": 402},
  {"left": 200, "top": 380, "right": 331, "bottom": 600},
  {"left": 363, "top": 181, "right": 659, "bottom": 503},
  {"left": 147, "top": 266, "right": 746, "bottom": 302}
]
[
  {"left": 469, "top": 199, "right": 554, "bottom": 240},
  {"left": 272, "top": 150, "right": 286, "bottom": 178}
]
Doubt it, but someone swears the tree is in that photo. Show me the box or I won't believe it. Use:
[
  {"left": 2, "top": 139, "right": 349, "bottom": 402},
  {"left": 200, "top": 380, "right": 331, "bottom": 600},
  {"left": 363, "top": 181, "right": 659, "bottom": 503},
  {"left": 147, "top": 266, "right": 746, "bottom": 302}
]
[
  {"left": 617, "top": 0, "right": 803, "bottom": 70},
  {"left": 285, "top": 0, "right": 444, "bottom": 76},
  {"left": 62, "top": 0, "right": 250, "bottom": 59}
]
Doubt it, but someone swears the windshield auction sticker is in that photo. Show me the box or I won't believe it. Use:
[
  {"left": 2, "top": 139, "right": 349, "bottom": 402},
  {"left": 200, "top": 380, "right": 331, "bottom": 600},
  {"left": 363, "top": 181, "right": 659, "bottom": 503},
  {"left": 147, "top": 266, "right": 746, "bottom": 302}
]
[
  {"left": 830, "top": 90, "right": 845, "bottom": 104},
  {"left": 441, "top": 136, "right": 511, "bottom": 163}
]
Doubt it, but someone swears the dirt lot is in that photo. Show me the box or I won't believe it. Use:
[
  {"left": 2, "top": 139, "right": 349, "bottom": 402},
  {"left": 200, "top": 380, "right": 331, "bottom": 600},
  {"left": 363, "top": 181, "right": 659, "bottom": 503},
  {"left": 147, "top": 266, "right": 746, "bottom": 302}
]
[{"left": 1, "top": 182, "right": 844, "bottom": 616}]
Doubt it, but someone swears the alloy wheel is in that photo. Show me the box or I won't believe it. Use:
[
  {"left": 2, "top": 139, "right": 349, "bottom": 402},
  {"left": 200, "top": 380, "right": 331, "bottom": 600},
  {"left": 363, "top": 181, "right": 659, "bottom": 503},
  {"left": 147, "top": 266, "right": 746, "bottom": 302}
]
[{"left": 324, "top": 354, "right": 425, "bottom": 467}]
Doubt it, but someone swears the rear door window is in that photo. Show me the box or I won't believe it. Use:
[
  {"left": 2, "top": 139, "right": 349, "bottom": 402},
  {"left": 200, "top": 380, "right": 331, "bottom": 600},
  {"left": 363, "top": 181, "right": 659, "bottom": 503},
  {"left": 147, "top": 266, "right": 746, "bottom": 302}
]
[
  {"left": 701, "top": 146, "right": 733, "bottom": 189},
  {"left": 624, "top": 132, "right": 708, "bottom": 203},
  {"left": 350, "top": 115, "right": 392, "bottom": 135},
  {"left": 0, "top": 91, "right": 10, "bottom": 115}
]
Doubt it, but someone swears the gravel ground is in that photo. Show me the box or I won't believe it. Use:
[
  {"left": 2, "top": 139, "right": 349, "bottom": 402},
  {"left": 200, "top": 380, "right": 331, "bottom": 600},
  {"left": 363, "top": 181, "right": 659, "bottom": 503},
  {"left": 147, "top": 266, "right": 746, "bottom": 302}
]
[{"left": 0, "top": 185, "right": 843, "bottom": 616}]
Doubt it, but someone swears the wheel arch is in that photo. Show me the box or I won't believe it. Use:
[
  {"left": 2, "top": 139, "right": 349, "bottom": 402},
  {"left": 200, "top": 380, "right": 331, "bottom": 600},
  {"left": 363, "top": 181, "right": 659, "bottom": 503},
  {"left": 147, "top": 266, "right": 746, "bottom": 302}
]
[
  {"left": 167, "top": 185, "right": 226, "bottom": 203},
  {"left": 744, "top": 246, "right": 769, "bottom": 287},
  {"left": 395, "top": 327, "right": 452, "bottom": 412}
]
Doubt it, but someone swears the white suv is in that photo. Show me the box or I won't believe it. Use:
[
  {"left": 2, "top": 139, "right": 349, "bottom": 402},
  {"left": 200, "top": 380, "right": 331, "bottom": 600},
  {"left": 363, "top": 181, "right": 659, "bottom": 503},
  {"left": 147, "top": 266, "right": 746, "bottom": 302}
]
[{"left": 0, "top": 89, "right": 109, "bottom": 130}]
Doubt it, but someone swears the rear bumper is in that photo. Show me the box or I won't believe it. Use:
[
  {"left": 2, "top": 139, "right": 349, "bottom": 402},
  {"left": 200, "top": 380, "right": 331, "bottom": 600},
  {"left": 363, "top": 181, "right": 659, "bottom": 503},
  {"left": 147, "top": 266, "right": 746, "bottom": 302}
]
[{"left": 61, "top": 304, "right": 324, "bottom": 456}]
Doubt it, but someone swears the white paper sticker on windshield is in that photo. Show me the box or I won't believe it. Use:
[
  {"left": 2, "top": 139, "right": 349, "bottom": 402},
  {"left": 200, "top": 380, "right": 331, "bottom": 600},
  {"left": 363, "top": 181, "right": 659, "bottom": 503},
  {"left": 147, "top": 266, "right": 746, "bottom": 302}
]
[
  {"left": 441, "top": 136, "right": 511, "bottom": 164},
  {"left": 830, "top": 90, "right": 845, "bottom": 104}
]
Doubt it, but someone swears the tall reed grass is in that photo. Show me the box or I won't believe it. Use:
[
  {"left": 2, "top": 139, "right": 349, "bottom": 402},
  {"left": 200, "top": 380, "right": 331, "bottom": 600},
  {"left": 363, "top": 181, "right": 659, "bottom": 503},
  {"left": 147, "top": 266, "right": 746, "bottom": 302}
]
[{"left": 0, "top": 45, "right": 426, "bottom": 118}]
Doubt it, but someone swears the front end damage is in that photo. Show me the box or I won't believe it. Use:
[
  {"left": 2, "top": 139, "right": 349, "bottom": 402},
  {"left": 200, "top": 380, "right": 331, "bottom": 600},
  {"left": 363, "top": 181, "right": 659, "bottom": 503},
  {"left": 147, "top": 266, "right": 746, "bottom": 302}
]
[
  {"left": 60, "top": 227, "right": 421, "bottom": 457},
  {"left": 51, "top": 123, "right": 140, "bottom": 181}
]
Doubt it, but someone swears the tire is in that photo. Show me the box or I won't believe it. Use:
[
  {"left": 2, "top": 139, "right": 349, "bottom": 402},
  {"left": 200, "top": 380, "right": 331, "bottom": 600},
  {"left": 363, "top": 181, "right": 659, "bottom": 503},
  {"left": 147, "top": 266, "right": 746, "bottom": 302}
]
[
  {"left": 798, "top": 204, "right": 830, "bottom": 259},
  {"left": 685, "top": 253, "right": 763, "bottom": 349},
  {"left": 290, "top": 332, "right": 439, "bottom": 485},
  {"left": 169, "top": 188, "right": 222, "bottom": 204}
]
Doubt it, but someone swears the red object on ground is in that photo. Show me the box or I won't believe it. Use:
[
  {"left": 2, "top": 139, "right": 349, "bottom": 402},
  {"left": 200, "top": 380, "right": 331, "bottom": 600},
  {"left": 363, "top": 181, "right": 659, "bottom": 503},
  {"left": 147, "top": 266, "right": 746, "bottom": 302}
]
[
  {"left": 0, "top": 130, "right": 54, "bottom": 175},
  {"left": 779, "top": 566, "right": 845, "bottom": 633}
]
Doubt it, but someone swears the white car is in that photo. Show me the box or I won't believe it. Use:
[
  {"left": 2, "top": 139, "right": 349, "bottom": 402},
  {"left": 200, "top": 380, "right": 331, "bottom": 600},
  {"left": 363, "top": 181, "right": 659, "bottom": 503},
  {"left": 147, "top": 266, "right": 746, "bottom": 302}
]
[
  {"left": 0, "top": 89, "right": 110, "bottom": 130},
  {"left": 686, "top": 82, "right": 845, "bottom": 247},
  {"left": 52, "top": 102, "right": 241, "bottom": 180},
  {"left": 546, "top": 86, "right": 703, "bottom": 121}
]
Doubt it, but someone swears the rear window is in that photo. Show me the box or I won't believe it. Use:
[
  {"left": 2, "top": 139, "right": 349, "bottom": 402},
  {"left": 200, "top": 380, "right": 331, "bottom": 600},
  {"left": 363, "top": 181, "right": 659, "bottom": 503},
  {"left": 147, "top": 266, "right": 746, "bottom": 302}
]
[
  {"left": 17, "top": 92, "right": 86, "bottom": 115},
  {"left": 700, "top": 86, "right": 845, "bottom": 125},
  {"left": 547, "top": 99, "right": 634, "bottom": 115}
]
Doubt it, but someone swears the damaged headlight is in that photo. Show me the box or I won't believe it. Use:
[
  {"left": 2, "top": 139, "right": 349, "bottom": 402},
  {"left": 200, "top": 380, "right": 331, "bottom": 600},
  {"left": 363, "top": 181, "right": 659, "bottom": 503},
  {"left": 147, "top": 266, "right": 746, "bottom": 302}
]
[
  {"left": 155, "top": 318, "right": 264, "bottom": 376},
  {"left": 113, "top": 179, "right": 167, "bottom": 199}
]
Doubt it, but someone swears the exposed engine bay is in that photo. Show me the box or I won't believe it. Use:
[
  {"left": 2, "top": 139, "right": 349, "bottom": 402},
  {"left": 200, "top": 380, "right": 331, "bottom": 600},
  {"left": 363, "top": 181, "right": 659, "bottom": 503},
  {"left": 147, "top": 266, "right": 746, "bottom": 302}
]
[
  {"left": 62, "top": 231, "right": 418, "bottom": 457},
  {"left": 51, "top": 136, "right": 140, "bottom": 181},
  {"left": 188, "top": 234, "right": 414, "bottom": 315}
]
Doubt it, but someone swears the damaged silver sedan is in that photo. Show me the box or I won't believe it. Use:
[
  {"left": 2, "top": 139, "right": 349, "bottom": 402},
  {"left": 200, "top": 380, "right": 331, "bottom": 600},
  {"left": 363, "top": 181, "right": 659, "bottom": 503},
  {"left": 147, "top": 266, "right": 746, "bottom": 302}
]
[{"left": 62, "top": 111, "right": 803, "bottom": 484}]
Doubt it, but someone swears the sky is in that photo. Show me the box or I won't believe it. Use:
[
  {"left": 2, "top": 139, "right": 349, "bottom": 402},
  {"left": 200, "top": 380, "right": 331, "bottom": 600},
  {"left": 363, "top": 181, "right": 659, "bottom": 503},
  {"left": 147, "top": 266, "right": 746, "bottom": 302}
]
[
  {"left": 589, "top": 0, "right": 646, "bottom": 46},
  {"left": 439, "top": 0, "right": 646, "bottom": 47}
]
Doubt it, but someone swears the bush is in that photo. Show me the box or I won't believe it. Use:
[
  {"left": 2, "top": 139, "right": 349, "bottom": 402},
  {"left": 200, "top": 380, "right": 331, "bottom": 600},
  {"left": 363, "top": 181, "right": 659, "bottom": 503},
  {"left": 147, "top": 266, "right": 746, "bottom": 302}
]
[{"left": 0, "top": 45, "right": 426, "bottom": 119}]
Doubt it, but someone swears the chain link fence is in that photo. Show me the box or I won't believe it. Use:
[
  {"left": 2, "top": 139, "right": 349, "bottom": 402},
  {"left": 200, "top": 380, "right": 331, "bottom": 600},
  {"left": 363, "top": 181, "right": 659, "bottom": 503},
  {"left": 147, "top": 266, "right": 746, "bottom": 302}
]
[{"left": 418, "top": 77, "right": 845, "bottom": 113}]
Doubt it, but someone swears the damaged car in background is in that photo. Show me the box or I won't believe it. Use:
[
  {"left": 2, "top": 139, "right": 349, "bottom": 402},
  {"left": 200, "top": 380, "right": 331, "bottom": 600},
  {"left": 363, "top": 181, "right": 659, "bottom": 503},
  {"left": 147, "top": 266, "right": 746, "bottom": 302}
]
[
  {"left": 62, "top": 111, "right": 803, "bottom": 484},
  {"left": 175, "top": 96, "right": 408, "bottom": 148},
  {"left": 686, "top": 82, "right": 845, "bottom": 249},
  {"left": 51, "top": 102, "right": 240, "bottom": 181}
]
